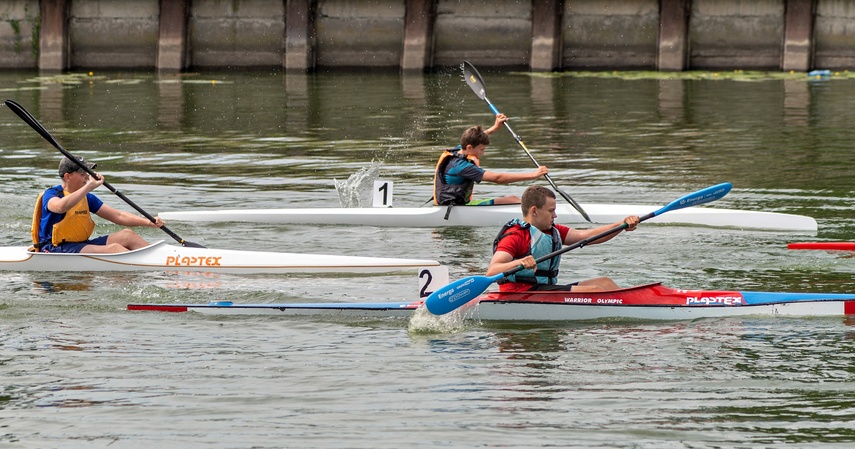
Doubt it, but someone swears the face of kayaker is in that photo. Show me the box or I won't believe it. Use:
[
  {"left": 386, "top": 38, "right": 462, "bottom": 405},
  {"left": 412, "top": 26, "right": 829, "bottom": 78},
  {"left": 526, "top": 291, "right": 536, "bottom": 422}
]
[
  {"left": 464, "top": 143, "right": 486, "bottom": 158},
  {"left": 63, "top": 170, "right": 91, "bottom": 191},
  {"left": 530, "top": 197, "right": 558, "bottom": 231}
]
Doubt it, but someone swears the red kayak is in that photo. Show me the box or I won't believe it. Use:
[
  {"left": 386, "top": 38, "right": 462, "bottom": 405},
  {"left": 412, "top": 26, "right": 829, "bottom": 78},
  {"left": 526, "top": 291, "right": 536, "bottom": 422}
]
[
  {"left": 788, "top": 242, "right": 855, "bottom": 251},
  {"left": 128, "top": 283, "right": 855, "bottom": 321}
]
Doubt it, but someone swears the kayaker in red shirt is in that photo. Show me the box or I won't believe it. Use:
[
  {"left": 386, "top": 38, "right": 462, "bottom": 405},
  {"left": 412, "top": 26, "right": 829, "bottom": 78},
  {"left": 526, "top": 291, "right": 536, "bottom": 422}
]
[{"left": 488, "top": 185, "right": 639, "bottom": 292}]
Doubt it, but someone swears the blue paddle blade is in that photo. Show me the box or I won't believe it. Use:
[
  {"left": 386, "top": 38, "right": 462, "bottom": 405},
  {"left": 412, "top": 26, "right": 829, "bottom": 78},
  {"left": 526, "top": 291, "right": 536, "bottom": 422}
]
[
  {"left": 654, "top": 182, "right": 731, "bottom": 216},
  {"left": 424, "top": 274, "right": 503, "bottom": 315}
]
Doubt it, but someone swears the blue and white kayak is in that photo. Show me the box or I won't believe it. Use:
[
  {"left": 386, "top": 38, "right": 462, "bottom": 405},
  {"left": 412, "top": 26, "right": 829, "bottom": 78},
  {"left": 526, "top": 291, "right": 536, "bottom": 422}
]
[{"left": 128, "top": 283, "right": 855, "bottom": 320}]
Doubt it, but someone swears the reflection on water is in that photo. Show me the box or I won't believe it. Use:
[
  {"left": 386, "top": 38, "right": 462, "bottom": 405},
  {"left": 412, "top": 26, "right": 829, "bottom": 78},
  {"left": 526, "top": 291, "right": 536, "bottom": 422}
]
[
  {"left": 495, "top": 328, "right": 567, "bottom": 361},
  {"left": 657, "top": 78, "right": 684, "bottom": 121},
  {"left": 33, "top": 279, "right": 94, "bottom": 294},
  {"left": 783, "top": 78, "right": 810, "bottom": 127},
  {"left": 4, "top": 70, "right": 855, "bottom": 197},
  {"left": 156, "top": 74, "right": 185, "bottom": 130}
]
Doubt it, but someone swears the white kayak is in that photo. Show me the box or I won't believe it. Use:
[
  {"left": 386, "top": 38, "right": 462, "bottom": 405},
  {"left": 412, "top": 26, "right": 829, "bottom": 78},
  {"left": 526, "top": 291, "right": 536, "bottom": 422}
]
[
  {"left": 159, "top": 203, "right": 817, "bottom": 232},
  {"left": 0, "top": 240, "right": 439, "bottom": 273}
]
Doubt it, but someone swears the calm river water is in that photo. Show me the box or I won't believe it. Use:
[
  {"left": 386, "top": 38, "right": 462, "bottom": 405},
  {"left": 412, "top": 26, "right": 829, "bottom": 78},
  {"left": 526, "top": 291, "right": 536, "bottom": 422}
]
[{"left": 1, "top": 69, "right": 854, "bottom": 448}]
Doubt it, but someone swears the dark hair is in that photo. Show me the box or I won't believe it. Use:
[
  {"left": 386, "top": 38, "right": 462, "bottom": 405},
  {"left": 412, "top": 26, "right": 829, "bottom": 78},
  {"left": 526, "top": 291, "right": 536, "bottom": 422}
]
[
  {"left": 521, "top": 185, "right": 555, "bottom": 214},
  {"left": 460, "top": 126, "right": 490, "bottom": 148},
  {"left": 58, "top": 156, "right": 96, "bottom": 177}
]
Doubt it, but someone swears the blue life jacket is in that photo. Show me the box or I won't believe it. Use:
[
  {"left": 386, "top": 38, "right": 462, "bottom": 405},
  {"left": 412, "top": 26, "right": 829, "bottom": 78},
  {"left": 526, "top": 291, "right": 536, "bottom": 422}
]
[{"left": 492, "top": 218, "right": 562, "bottom": 285}]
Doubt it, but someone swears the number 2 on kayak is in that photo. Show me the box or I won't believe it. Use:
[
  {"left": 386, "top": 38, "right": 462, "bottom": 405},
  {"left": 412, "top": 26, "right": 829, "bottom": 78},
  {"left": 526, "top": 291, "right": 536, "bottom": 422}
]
[{"left": 419, "top": 266, "right": 449, "bottom": 299}]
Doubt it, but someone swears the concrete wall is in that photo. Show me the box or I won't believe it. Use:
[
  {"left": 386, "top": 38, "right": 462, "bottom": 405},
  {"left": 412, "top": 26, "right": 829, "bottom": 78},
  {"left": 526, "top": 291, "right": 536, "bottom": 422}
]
[
  {"left": 433, "top": 0, "right": 532, "bottom": 68},
  {"left": 314, "top": 0, "right": 404, "bottom": 67},
  {"left": 563, "top": 0, "right": 660, "bottom": 70},
  {"left": 689, "top": 0, "right": 785, "bottom": 70},
  {"left": 190, "top": 0, "right": 285, "bottom": 67},
  {"left": 0, "top": 0, "right": 40, "bottom": 68},
  {"left": 815, "top": 0, "right": 855, "bottom": 68},
  {"left": 69, "top": 0, "right": 159, "bottom": 68},
  {"left": 5, "top": 0, "right": 855, "bottom": 71}
]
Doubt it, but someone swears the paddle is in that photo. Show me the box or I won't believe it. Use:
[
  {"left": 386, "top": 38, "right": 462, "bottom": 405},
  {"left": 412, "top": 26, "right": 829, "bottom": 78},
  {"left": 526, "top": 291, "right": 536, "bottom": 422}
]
[
  {"left": 461, "top": 61, "right": 592, "bottom": 223},
  {"left": 4, "top": 99, "right": 205, "bottom": 248},
  {"left": 425, "top": 182, "right": 733, "bottom": 315}
]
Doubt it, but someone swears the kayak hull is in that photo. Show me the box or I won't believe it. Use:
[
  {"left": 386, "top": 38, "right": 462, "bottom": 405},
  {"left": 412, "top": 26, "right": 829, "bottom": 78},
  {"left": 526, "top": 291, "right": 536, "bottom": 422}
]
[
  {"left": 0, "top": 241, "right": 439, "bottom": 273},
  {"left": 128, "top": 283, "right": 855, "bottom": 320},
  {"left": 159, "top": 203, "right": 817, "bottom": 232}
]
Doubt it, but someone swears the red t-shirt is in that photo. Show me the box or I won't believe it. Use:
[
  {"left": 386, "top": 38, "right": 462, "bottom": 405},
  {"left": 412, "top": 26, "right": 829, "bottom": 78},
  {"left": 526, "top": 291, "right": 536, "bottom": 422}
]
[{"left": 494, "top": 223, "right": 570, "bottom": 292}]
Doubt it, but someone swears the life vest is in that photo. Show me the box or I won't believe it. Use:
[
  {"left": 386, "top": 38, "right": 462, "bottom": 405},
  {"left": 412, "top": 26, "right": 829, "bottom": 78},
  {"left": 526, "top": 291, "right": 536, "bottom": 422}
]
[
  {"left": 31, "top": 187, "right": 96, "bottom": 249},
  {"left": 492, "top": 218, "right": 562, "bottom": 285},
  {"left": 433, "top": 147, "right": 480, "bottom": 206}
]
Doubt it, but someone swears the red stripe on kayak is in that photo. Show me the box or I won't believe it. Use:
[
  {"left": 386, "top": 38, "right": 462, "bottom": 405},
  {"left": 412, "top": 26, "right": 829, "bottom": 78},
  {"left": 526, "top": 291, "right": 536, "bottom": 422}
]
[
  {"left": 788, "top": 242, "right": 855, "bottom": 251},
  {"left": 845, "top": 301, "right": 855, "bottom": 315},
  {"left": 127, "top": 304, "right": 188, "bottom": 313}
]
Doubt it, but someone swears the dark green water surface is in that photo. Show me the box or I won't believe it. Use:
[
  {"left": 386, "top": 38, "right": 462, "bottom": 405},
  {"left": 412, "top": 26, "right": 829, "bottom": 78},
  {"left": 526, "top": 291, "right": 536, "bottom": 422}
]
[{"left": 1, "top": 69, "right": 854, "bottom": 448}]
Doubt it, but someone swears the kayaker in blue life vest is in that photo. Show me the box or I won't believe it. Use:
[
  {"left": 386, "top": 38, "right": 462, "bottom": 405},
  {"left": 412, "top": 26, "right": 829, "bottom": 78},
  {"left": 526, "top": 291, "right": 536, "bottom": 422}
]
[
  {"left": 433, "top": 113, "right": 548, "bottom": 206},
  {"left": 488, "top": 185, "right": 639, "bottom": 293},
  {"left": 31, "top": 156, "right": 164, "bottom": 253}
]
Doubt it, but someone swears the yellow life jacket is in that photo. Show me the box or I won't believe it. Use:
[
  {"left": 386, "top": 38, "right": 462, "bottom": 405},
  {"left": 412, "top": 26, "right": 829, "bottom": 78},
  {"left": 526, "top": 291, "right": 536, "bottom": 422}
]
[{"left": 32, "top": 189, "right": 96, "bottom": 248}]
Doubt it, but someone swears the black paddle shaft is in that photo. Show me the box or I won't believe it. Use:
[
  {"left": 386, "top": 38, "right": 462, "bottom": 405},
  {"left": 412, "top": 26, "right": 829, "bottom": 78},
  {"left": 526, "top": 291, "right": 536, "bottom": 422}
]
[
  {"left": 501, "top": 181, "right": 733, "bottom": 278},
  {"left": 503, "top": 216, "right": 646, "bottom": 279},
  {"left": 4, "top": 99, "right": 204, "bottom": 248}
]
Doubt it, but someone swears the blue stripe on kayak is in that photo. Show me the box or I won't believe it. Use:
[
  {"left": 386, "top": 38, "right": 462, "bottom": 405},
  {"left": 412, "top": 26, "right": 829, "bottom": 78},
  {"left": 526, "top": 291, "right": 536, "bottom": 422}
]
[
  {"left": 198, "top": 302, "right": 419, "bottom": 310},
  {"left": 138, "top": 294, "right": 855, "bottom": 311},
  {"left": 741, "top": 291, "right": 855, "bottom": 305}
]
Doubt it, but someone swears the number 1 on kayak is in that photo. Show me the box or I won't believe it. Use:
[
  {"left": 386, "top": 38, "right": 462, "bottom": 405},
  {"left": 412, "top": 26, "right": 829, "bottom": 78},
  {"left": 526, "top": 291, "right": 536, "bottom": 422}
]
[{"left": 374, "top": 180, "right": 393, "bottom": 207}]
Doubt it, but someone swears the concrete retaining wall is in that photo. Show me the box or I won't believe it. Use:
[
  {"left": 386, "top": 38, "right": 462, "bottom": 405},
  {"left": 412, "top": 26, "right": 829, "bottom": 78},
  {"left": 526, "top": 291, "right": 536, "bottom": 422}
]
[
  {"left": 433, "top": 0, "right": 532, "bottom": 68},
  {"left": 563, "top": 0, "right": 660, "bottom": 70},
  {"left": 315, "top": 0, "right": 404, "bottom": 67},
  {"left": 0, "top": 0, "right": 40, "bottom": 68},
  {"left": 69, "top": 0, "right": 159, "bottom": 68},
  {"left": 3, "top": 0, "right": 855, "bottom": 71},
  {"left": 690, "top": 0, "right": 785, "bottom": 70},
  {"left": 190, "top": 0, "right": 285, "bottom": 67},
  {"left": 815, "top": 0, "right": 855, "bottom": 68}
]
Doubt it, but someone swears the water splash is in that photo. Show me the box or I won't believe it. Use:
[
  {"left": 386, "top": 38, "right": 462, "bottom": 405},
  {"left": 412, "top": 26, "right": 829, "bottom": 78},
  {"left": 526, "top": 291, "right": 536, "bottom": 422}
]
[
  {"left": 334, "top": 162, "right": 382, "bottom": 207},
  {"left": 407, "top": 304, "right": 470, "bottom": 334}
]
